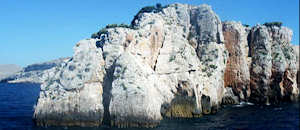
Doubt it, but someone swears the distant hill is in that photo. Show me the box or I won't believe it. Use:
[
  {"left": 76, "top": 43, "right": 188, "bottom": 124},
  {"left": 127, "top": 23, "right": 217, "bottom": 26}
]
[
  {"left": 0, "top": 57, "right": 70, "bottom": 83},
  {"left": 0, "top": 64, "right": 22, "bottom": 80}
]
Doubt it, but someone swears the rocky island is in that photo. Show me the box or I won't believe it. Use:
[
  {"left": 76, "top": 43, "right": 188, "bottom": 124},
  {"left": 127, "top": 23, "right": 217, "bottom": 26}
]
[{"left": 32, "top": 3, "right": 299, "bottom": 128}]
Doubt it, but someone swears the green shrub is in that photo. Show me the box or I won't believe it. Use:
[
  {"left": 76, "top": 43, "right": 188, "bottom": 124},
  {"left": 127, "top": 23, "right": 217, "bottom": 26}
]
[
  {"left": 205, "top": 58, "right": 213, "bottom": 62},
  {"left": 263, "top": 22, "right": 282, "bottom": 27},
  {"left": 119, "top": 23, "right": 131, "bottom": 28},
  {"left": 155, "top": 3, "right": 163, "bottom": 12},
  {"left": 92, "top": 3, "right": 167, "bottom": 38},
  {"left": 131, "top": 3, "right": 166, "bottom": 26},
  {"left": 243, "top": 24, "right": 250, "bottom": 27},
  {"left": 273, "top": 53, "right": 279, "bottom": 59},
  {"left": 156, "top": 3, "right": 162, "bottom": 8},
  {"left": 121, "top": 83, "right": 127, "bottom": 90},
  {"left": 169, "top": 55, "right": 176, "bottom": 62},
  {"left": 209, "top": 64, "right": 218, "bottom": 69},
  {"left": 207, "top": 72, "right": 212, "bottom": 77},
  {"left": 91, "top": 33, "right": 98, "bottom": 38},
  {"left": 91, "top": 28, "right": 108, "bottom": 39},
  {"left": 285, "top": 54, "right": 291, "bottom": 60},
  {"left": 91, "top": 23, "right": 131, "bottom": 38},
  {"left": 105, "top": 24, "right": 118, "bottom": 28},
  {"left": 140, "top": 6, "right": 156, "bottom": 13}
]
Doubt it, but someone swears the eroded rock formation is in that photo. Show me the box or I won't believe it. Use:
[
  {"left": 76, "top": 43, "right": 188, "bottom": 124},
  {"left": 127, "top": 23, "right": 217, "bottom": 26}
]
[
  {"left": 293, "top": 45, "right": 299, "bottom": 88},
  {"left": 248, "top": 25, "right": 298, "bottom": 104},
  {"left": 223, "top": 21, "right": 250, "bottom": 102},
  {"left": 33, "top": 39, "right": 106, "bottom": 126},
  {"left": 33, "top": 3, "right": 299, "bottom": 128}
]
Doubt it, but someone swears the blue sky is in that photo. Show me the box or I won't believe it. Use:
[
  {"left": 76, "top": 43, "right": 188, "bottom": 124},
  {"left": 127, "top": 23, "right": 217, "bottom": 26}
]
[{"left": 0, "top": 0, "right": 299, "bottom": 67}]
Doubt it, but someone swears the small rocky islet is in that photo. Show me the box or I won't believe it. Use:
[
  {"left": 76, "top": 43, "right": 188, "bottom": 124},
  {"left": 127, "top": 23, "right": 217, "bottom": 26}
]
[{"left": 30, "top": 3, "right": 299, "bottom": 128}]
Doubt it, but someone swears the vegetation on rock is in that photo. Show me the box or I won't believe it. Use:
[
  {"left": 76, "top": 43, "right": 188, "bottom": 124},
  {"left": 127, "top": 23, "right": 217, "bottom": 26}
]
[
  {"left": 263, "top": 22, "right": 282, "bottom": 27},
  {"left": 131, "top": 3, "right": 166, "bottom": 26},
  {"left": 243, "top": 24, "right": 250, "bottom": 27},
  {"left": 91, "top": 3, "right": 167, "bottom": 39},
  {"left": 91, "top": 23, "right": 132, "bottom": 39}
]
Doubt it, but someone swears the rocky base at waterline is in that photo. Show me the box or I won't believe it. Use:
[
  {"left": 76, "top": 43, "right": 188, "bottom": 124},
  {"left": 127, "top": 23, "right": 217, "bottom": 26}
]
[{"left": 33, "top": 3, "right": 300, "bottom": 128}]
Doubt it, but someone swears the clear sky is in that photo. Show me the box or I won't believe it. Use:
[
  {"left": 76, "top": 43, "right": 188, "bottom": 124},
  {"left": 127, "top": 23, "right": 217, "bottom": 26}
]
[{"left": 0, "top": 0, "right": 299, "bottom": 67}]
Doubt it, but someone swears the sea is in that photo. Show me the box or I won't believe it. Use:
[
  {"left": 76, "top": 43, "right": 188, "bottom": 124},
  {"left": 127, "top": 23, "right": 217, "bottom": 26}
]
[{"left": 0, "top": 83, "right": 299, "bottom": 130}]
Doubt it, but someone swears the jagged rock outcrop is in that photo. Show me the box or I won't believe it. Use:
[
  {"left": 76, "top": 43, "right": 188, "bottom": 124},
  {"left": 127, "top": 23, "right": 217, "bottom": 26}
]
[
  {"left": 34, "top": 3, "right": 228, "bottom": 127},
  {"left": 222, "top": 22, "right": 299, "bottom": 104},
  {"left": 293, "top": 45, "right": 299, "bottom": 71},
  {"left": 1, "top": 58, "right": 69, "bottom": 83},
  {"left": 33, "top": 3, "right": 299, "bottom": 128},
  {"left": 249, "top": 25, "right": 298, "bottom": 104},
  {"left": 222, "top": 21, "right": 250, "bottom": 101},
  {"left": 33, "top": 39, "right": 106, "bottom": 126},
  {"left": 293, "top": 45, "right": 299, "bottom": 87},
  {"left": 109, "top": 52, "right": 170, "bottom": 127}
]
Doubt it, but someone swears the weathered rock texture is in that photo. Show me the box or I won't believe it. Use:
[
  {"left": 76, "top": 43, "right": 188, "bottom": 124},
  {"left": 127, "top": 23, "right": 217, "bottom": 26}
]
[
  {"left": 223, "top": 21, "right": 250, "bottom": 101},
  {"left": 33, "top": 39, "right": 106, "bottom": 126},
  {"left": 248, "top": 25, "right": 298, "bottom": 104},
  {"left": 293, "top": 45, "right": 299, "bottom": 88},
  {"left": 33, "top": 3, "right": 299, "bottom": 128}
]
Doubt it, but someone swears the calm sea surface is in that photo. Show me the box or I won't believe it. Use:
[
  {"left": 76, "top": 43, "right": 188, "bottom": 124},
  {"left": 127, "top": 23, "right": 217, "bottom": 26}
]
[{"left": 0, "top": 83, "right": 299, "bottom": 130}]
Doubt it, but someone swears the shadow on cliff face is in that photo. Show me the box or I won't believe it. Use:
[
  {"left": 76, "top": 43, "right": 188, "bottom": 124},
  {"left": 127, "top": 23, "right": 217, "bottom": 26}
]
[{"left": 102, "top": 66, "right": 115, "bottom": 125}]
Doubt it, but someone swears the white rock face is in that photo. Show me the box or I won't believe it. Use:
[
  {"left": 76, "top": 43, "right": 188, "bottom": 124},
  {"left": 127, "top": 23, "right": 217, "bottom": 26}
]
[
  {"left": 249, "top": 25, "right": 298, "bottom": 104},
  {"left": 294, "top": 45, "right": 299, "bottom": 88},
  {"left": 222, "top": 21, "right": 250, "bottom": 101},
  {"left": 34, "top": 3, "right": 228, "bottom": 127},
  {"left": 293, "top": 45, "right": 299, "bottom": 71},
  {"left": 33, "top": 39, "right": 106, "bottom": 126},
  {"left": 109, "top": 52, "right": 172, "bottom": 127},
  {"left": 33, "top": 3, "right": 299, "bottom": 128}
]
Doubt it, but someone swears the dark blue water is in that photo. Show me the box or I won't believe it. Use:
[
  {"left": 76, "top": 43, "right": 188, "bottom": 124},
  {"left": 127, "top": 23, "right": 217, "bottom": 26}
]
[{"left": 0, "top": 83, "right": 299, "bottom": 130}]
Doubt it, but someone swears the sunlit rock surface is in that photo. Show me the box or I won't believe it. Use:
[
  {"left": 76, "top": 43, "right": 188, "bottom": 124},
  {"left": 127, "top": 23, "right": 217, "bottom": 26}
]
[
  {"left": 223, "top": 21, "right": 250, "bottom": 102},
  {"left": 249, "top": 25, "right": 298, "bottom": 104},
  {"left": 33, "top": 39, "right": 106, "bottom": 126},
  {"left": 33, "top": 3, "right": 299, "bottom": 128}
]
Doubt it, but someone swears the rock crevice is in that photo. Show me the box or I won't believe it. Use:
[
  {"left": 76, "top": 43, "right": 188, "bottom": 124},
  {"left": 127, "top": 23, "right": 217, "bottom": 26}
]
[{"left": 33, "top": 3, "right": 299, "bottom": 128}]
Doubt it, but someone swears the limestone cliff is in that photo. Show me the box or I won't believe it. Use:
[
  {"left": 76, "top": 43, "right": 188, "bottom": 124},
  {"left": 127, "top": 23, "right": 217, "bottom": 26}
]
[
  {"left": 34, "top": 39, "right": 105, "bottom": 126},
  {"left": 248, "top": 25, "right": 298, "bottom": 104},
  {"left": 293, "top": 45, "right": 299, "bottom": 87},
  {"left": 33, "top": 3, "right": 299, "bottom": 128},
  {"left": 222, "top": 21, "right": 250, "bottom": 103}
]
